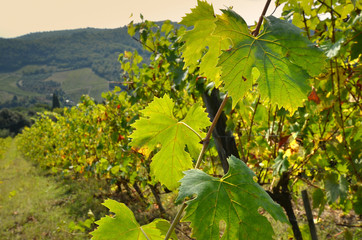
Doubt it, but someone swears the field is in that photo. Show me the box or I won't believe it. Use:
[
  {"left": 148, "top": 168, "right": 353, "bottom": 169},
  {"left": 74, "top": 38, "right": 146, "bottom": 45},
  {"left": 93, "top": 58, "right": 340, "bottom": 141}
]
[
  {"left": 0, "top": 66, "right": 110, "bottom": 104},
  {"left": 0, "top": 72, "right": 41, "bottom": 102},
  {"left": 44, "top": 68, "right": 110, "bottom": 102}
]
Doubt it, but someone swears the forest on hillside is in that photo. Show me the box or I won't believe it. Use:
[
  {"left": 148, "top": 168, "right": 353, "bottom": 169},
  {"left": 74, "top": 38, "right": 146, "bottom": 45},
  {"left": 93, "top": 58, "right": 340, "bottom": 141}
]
[{"left": 0, "top": 26, "right": 150, "bottom": 80}]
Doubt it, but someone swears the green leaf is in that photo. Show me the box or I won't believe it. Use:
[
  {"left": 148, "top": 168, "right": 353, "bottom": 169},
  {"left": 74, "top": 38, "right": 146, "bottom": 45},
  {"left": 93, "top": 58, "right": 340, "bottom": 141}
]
[
  {"left": 273, "top": 152, "right": 290, "bottom": 176},
  {"left": 215, "top": 12, "right": 326, "bottom": 112},
  {"left": 351, "top": 31, "right": 362, "bottom": 60},
  {"left": 312, "top": 188, "right": 324, "bottom": 209},
  {"left": 176, "top": 155, "right": 289, "bottom": 240},
  {"left": 130, "top": 95, "right": 210, "bottom": 190},
  {"left": 353, "top": 186, "right": 362, "bottom": 215},
  {"left": 320, "top": 38, "right": 345, "bottom": 58},
  {"left": 324, "top": 173, "right": 348, "bottom": 204},
  {"left": 300, "top": 0, "right": 314, "bottom": 15},
  {"left": 312, "top": 188, "right": 326, "bottom": 217},
  {"left": 180, "top": 0, "right": 230, "bottom": 87},
  {"left": 91, "top": 199, "right": 176, "bottom": 240}
]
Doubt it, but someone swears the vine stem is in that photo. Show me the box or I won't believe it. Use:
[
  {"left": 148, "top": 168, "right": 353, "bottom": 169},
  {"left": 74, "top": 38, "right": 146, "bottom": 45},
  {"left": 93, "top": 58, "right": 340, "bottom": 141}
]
[
  {"left": 165, "top": 0, "right": 271, "bottom": 237},
  {"left": 316, "top": 0, "right": 341, "bottom": 17},
  {"left": 164, "top": 95, "right": 229, "bottom": 240},
  {"left": 196, "top": 95, "right": 229, "bottom": 168},
  {"left": 253, "top": 0, "right": 272, "bottom": 36},
  {"left": 302, "top": 10, "right": 311, "bottom": 39},
  {"left": 248, "top": 95, "right": 261, "bottom": 142}
]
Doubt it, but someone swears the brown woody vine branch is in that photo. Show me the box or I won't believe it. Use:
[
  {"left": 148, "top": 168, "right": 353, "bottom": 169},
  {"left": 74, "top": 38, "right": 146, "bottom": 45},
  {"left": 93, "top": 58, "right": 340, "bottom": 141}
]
[{"left": 253, "top": 0, "right": 272, "bottom": 37}]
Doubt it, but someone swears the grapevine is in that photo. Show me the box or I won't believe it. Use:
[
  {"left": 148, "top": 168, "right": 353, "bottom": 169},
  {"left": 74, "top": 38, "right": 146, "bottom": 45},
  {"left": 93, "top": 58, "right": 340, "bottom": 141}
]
[{"left": 16, "top": 0, "right": 361, "bottom": 239}]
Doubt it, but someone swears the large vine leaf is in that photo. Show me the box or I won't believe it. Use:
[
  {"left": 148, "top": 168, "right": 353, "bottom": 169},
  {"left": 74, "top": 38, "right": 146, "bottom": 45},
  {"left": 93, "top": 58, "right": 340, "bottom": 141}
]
[
  {"left": 130, "top": 95, "right": 210, "bottom": 190},
  {"left": 180, "top": 0, "right": 231, "bottom": 87},
  {"left": 176, "top": 155, "right": 289, "bottom": 239},
  {"left": 215, "top": 10, "right": 326, "bottom": 112},
  {"left": 324, "top": 173, "right": 348, "bottom": 204},
  {"left": 91, "top": 199, "right": 177, "bottom": 240}
]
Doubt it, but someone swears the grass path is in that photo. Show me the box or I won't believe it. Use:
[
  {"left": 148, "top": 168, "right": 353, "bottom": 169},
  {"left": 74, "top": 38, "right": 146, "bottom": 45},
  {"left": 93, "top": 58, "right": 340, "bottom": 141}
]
[{"left": 0, "top": 139, "right": 91, "bottom": 239}]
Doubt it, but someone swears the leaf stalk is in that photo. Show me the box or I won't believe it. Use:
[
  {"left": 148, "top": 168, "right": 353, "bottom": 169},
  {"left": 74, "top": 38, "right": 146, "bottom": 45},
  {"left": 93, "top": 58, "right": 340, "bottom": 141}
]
[
  {"left": 178, "top": 121, "right": 203, "bottom": 141},
  {"left": 140, "top": 227, "right": 151, "bottom": 240}
]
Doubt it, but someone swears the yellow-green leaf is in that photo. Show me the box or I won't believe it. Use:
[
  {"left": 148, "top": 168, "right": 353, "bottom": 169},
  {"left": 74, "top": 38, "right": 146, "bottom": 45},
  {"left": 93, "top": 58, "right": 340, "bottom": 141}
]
[
  {"left": 130, "top": 95, "right": 210, "bottom": 190},
  {"left": 215, "top": 11, "right": 326, "bottom": 113},
  {"left": 91, "top": 199, "right": 177, "bottom": 240},
  {"left": 180, "top": 0, "right": 230, "bottom": 87}
]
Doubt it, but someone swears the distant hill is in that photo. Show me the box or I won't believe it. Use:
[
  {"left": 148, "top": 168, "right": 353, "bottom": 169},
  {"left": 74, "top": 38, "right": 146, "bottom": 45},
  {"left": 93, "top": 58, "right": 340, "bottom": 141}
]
[
  {"left": 0, "top": 25, "right": 153, "bottom": 108},
  {"left": 0, "top": 26, "right": 150, "bottom": 77}
]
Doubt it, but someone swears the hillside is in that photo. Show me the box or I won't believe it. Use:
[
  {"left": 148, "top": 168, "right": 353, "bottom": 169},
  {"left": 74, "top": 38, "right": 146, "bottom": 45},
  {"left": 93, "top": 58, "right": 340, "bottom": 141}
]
[{"left": 0, "top": 25, "right": 152, "bottom": 107}]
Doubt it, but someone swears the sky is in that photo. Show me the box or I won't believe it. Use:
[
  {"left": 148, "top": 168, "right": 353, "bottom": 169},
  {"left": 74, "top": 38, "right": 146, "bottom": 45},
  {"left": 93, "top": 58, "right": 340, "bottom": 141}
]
[{"left": 0, "top": 0, "right": 283, "bottom": 38}]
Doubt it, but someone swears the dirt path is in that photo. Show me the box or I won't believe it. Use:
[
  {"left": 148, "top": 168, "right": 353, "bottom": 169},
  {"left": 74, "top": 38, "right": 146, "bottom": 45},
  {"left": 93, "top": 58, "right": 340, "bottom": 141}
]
[{"left": 0, "top": 139, "right": 89, "bottom": 240}]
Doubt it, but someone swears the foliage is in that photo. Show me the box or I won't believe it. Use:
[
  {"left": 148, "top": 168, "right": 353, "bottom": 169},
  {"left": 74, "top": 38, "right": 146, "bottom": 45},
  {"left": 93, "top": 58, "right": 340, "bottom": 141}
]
[
  {"left": 179, "top": 0, "right": 230, "bottom": 87},
  {"left": 91, "top": 199, "right": 177, "bottom": 240},
  {"left": 274, "top": 0, "right": 362, "bottom": 215},
  {"left": 176, "top": 156, "right": 288, "bottom": 239},
  {"left": 0, "top": 108, "right": 31, "bottom": 137},
  {"left": 130, "top": 95, "right": 210, "bottom": 190},
  {"left": 18, "top": 91, "right": 141, "bottom": 184},
  {"left": 16, "top": 0, "right": 362, "bottom": 239}
]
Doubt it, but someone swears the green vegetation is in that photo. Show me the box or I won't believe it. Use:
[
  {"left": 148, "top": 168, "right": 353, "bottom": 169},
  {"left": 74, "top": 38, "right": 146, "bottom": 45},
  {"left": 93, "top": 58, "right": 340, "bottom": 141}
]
[
  {"left": 10, "top": 0, "right": 362, "bottom": 239},
  {"left": 45, "top": 68, "right": 110, "bottom": 103},
  {"left": 0, "top": 25, "right": 157, "bottom": 108},
  {"left": 0, "top": 67, "right": 110, "bottom": 108},
  {"left": 0, "top": 108, "right": 31, "bottom": 137},
  {"left": 0, "top": 27, "right": 148, "bottom": 75},
  {"left": 0, "top": 72, "right": 40, "bottom": 99}
]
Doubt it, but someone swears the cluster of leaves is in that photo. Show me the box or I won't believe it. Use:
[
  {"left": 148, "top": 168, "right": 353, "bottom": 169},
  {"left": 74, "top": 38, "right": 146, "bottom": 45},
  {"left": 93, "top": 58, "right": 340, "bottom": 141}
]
[
  {"left": 0, "top": 108, "right": 31, "bottom": 137},
  {"left": 17, "top": 91, "right": 140, "bottom": 182},
  {"left": 269, "top": 0, "right": 362, "bottom": 212},
  {"left": 93, "top": 0, "right": 329, "bottom": 239}
]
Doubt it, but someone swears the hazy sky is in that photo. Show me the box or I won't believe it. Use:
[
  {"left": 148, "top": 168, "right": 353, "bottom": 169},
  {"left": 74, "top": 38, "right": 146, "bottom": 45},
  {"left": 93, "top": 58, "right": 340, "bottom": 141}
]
[{"left": 0, "top": 0, "right": 283, "bottom": 38}]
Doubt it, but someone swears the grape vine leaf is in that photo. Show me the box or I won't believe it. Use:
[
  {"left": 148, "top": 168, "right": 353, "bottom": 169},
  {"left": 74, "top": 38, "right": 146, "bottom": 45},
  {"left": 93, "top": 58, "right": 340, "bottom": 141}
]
[
  {"left": 176, "top": 155, "right": 289, "bottom": 239},
  {"left": 324, "top": 173, "right": 348, "bottom": 204},
  {"left": 91, "top": 199, "right": 177, "bottom": 240},
  {"left": 130, "top": 95, "right": 210, "bottom": 190},
  {"left": 273, "top": 152, "right": 290, "bottom": 176},
  {"left": 180, "top": 0, "right": 231, "bottom": 87},
  {"left": 215, "top": 10, "right": 326, "bottom": 112}
]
